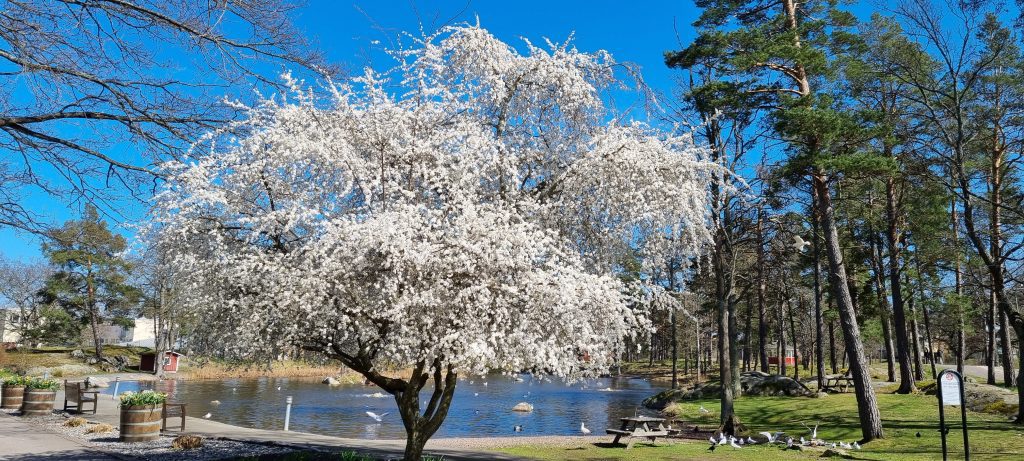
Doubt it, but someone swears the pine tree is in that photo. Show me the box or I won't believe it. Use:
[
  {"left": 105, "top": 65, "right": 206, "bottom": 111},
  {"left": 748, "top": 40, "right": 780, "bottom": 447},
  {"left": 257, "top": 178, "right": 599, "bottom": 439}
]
[
  {"left": 42, "top": 205, "right": 140, "bottom": 360},
  {"left": 668, "top": 0, "right": 884, "bottom": 440}
]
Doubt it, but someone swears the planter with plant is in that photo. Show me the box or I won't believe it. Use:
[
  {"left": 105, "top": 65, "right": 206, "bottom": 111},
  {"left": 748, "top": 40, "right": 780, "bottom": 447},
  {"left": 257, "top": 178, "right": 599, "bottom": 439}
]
[
  {"left": 21, "top": 377, "right": 60, "bottom": 416},
  {"left": 119, "top": 390, "right": 167, "bottom": 442},
  {"left": 1, "top": 375, "right": 28, "bottom": 409}
]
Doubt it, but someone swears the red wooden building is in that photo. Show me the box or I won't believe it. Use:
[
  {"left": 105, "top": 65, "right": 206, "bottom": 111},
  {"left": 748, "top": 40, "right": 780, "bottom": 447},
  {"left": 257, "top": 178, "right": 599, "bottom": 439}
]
[{"left": 139, "top": 351, "right": 184, "bottom": 373}]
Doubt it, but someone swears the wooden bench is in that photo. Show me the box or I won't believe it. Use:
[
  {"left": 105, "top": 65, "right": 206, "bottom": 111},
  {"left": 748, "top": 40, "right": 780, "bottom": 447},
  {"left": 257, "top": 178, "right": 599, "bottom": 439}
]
[
  {"left": 63, "top": 381, "right": 98, "bottom": 414},
  {"left": 607, "top": 428, "right": 670, "bottom": 449},
  {"left": 162, "top": 402, "right": 187, "bottom": 432}
]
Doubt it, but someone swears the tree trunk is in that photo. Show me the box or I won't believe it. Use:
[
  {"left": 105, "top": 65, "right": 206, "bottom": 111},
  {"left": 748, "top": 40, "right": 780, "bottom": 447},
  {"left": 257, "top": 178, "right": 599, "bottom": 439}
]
[
  {"left": 908, "top": 293, "right": 924, "bottom": 382},
  {"left": 753, "top": 211, "right": 770, "bottom": 372},
  {"left": 395, "top": 361, "right": 458, "bottom": 461},
  {"left": 813, "top": 172, "right": 883, "bottom": 441},
  {"left": 999, "top": 309, "right": 1016, "bottom": 387},
  {"left": 829, "top": 315, "right": 838, "bottom": 374},
  {"left": 951, "top": 199, "right": 965, "bottom": 374},
  {"left": 789, "top": 298, "right": 800, "bottom": 381},
  {"left": 743, "top": 297, "right": 754, "bottom": 372},
  {"left": 918, "top": 269, "right": 938, "bottom": 380},
  {"left": 988, "top": 290, "right": 998, "bottom": 385},
  {"left": 812, "top": 187, "right": 826, "bottom": 389},
  {"left": 779, "top": 299, "right": 787, "bottom": 377},
  {"left": 884, "top": 177, "right": 915, "bottom": 393}
]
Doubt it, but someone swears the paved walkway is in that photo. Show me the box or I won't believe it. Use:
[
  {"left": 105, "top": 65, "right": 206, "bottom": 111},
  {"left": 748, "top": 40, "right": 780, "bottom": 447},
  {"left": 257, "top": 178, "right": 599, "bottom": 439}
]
[
  {"left": 0, "top": 413, "right": 117, "bottom": 461},
  {"left": 69, "top": 387, "right": 529, "bottom": 461}
]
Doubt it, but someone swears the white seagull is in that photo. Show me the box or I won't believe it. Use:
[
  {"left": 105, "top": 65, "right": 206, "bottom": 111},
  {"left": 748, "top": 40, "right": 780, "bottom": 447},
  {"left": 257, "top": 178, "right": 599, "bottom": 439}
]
[
  {"left": 852, "top": 442, "right": 862, "bottom": 450},
  {"left": 366, "top": 411, "right": 388, "bottom": 422},
  {"left": 759, "top": 431, "right": 777, "bottom": 443},
  {"left": 580, "top": 422, "right": 591, "bottom": 435},
  {"left": 709, "top": 436, "right": 717, "bottom": 445},
  {"left": 210, "top": 400, "right": 221, "bottom": 406},
  {"left": 699, "top": 405, "right": 711, "bottom": 415},
  {"left": 729, "top": 437, "right": 743, "bottom": 449},
  {"left": 792, "top": 235, "right": 811, "bottom": 252},
  {"left": 746, "top": 436, "right": 755, "bottom": 444},
  {"left": 203, "top": 413, "right": 212, "bottom": 419},
  {"left": 803, "top": 422, "right": 818, "bottom": 440}
]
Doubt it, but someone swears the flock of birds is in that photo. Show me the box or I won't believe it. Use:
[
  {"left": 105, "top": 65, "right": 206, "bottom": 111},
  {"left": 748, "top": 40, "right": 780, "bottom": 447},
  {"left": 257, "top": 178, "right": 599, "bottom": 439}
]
[{"left": 706, "top": 423, "right": 862, "bottom": 453}]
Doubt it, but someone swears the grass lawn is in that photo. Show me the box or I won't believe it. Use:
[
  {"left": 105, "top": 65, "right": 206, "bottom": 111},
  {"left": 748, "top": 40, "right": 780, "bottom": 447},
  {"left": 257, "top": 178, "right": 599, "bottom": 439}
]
[{"left": 497, "top": 392, "right": 1024, "bottom": 460}]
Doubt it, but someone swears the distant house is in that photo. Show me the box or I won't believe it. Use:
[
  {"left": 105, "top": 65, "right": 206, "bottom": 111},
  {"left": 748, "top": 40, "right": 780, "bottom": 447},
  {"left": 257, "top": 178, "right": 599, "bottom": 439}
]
[
  {"left": 0, "top": 308, "right": 28, "bottom": 346},
  {"left": 85, "top": 317, "right": 158, "bottom": 347},
  {"left": 140, "top": 350, "right": 184, "bottom": 373}
]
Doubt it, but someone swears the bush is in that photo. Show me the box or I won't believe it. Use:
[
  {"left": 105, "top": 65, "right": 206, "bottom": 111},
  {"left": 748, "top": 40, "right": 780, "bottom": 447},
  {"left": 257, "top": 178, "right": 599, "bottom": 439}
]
[
  {"left": 25, "top": 377, "right": 60, "bottom": 390},
  {"left": 119, "top": 390, "right": 167, "bottom": 407},
  {"left": 171, "top": 434, "right": 204, "bottom": 450},
  {"left": 64, "top": 417, "right": 88, "bottom": 427},
  {"left": 86, "top": 423, "right": 114, "bottom": 434}
]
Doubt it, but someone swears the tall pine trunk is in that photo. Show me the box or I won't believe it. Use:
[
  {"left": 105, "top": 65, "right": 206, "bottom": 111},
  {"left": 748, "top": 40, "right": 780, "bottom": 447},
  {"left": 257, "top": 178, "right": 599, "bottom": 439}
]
[
  {"left": 813, "top": 172, "right": 884, "bottom": 441},
  {"left": 884, "top": 176, "right": 915, "bottom": 393}
]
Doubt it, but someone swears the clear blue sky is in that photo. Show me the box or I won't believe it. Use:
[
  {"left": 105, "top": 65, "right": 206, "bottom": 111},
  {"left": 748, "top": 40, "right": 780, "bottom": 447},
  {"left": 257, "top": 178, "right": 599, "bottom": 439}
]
[{"left": 0, "top": 1, "right": 893, "bottom": 262}]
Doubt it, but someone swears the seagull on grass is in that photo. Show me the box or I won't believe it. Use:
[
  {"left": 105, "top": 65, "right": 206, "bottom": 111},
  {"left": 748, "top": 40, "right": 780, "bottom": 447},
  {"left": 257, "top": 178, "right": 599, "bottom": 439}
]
[
  {"left": 729, "top": 437, "right": 743, "bottom": 449},
  {"left": 366, "top": 411, "right": 388, "bottom": 422},
  {"left": 699, "top": 405, "right": 711, "bottom": 415},
  {"left": 852, "top": 442, "right": 861, "bottom": 450}
]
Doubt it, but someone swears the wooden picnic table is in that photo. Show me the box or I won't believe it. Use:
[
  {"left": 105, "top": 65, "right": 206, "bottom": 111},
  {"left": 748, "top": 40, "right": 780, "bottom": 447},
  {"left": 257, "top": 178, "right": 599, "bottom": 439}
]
[
  {"left": 606, "top": 416, "right": 670, "bottom": 449},
  {"left": 823, "top": 375, "right": 855, "bottom": 393}
]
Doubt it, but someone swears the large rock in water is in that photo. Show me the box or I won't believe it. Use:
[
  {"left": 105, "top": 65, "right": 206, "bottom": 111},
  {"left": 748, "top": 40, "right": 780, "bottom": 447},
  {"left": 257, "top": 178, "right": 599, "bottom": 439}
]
[
  {"left": 322, "top": 377, "right": 341, "bottom": 386},
  {"left": 511, "top": 402, "right": 534, "bottom": 412}
]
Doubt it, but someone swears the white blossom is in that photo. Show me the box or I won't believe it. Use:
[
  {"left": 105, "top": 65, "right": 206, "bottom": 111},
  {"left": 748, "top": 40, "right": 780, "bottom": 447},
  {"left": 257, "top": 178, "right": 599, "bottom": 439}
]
[{"left": 151, "top": 24, "right": 719, "bottom": 382}]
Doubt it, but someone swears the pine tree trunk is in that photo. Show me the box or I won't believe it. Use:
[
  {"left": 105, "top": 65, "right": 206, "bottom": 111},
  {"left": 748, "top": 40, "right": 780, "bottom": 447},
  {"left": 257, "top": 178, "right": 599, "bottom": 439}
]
[
  {"left": 779, "top": 299, "right": 787, "bottom": 377},
  {"left": 789, "top": 299, "right": 799, "bottom": 381},
  {"left": 908, "top": 294, "right": 924, "bottom": 381},
  {"left": 829, "top": 317, "right": 838, "bottom": 374},
  {"left": 999, "top": 309, "right": 1016, "bottom": 387},
  {"left": 812, "top": 188, "right": 826, "bottom": 389},
  {"left": 885, "top": 177, "right": 915, "bottom": 393},
  {"left": 988, "top": 290, "right": 998, "bottom": 385},
  {"left": 813, "top": 172, "right": 883, "bottom": 441}
]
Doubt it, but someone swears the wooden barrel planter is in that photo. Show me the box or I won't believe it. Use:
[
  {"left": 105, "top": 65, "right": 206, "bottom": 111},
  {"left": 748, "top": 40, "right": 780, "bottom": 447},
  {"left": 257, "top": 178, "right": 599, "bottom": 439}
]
[
  {"left": 20, "top": 389, "right": 56, "bottom": 416},
  {"left": 120, "top": 405, "right": 163, "bottom": 442},
  {"left": 1, "top": 385, "right": 25, "bottom": 409}
]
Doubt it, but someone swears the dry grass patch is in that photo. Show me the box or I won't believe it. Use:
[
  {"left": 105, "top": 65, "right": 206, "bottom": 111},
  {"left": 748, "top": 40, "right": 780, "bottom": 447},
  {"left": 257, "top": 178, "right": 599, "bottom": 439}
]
[
  {"left": 63, "top": 417, "right": 88, "bottom": 427},
  {"left": 171, "top": 434, "right": 204, "bottom": 450},
  {"left": 85, "top": 423, "right": 114, "bottom": 434}
]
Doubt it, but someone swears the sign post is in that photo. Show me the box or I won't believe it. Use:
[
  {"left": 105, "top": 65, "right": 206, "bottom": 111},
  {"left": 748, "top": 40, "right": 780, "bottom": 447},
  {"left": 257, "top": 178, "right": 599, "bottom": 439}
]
[{"left": 936, "top": 369, "right": 969, "bottom": 461}]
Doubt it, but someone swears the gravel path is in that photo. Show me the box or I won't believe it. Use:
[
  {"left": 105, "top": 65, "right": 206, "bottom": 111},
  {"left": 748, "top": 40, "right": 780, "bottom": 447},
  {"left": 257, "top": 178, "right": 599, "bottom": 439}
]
[{"left": 3, "top": 409, "right": 296, "bottom": 460}]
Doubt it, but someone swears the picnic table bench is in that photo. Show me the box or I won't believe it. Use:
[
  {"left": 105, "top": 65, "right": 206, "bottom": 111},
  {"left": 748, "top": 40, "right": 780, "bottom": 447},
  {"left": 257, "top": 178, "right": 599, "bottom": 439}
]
[
  {"left": 607, "top": 416, "right": 670, "bottom": 449},
  {"left": 823, "top": 374, "right": 855, "bottom": 393},
  {"left": 63, "top": 380, "right": 98, "bottom": 414}
]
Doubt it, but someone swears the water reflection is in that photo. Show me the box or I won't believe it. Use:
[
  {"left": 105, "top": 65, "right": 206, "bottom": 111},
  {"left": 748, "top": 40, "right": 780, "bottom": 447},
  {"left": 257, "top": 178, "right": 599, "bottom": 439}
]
[{"left": 106, "top": 374, "right": 662, "bottom": 439}]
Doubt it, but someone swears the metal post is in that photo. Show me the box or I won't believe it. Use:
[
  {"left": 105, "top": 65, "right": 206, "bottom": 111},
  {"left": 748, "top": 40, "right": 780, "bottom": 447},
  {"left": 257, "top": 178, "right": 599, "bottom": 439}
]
[
  {"left": 284, "top": 396, "right": 293, "bottom": 431},
  {"left": 960, "top": 374, "right": 970, "bottom": 461},
  {"left": 112, "top": 377, "right": 120, "bottom": 400},
  {"left": 937, "top": 370, "right": 947, "bottom": 461}
]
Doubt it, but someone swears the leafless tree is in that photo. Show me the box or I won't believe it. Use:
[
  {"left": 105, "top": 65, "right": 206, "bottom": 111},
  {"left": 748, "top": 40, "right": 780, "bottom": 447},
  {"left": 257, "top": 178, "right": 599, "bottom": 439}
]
[{"left": 0, "top": 0, "right": 331, "bottom": 232}]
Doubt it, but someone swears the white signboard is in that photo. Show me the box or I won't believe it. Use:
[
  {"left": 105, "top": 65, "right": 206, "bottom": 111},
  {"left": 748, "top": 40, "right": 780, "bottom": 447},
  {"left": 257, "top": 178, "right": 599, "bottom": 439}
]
[{"left": 940, "top": 372, "right": 961, "bottom": 406}]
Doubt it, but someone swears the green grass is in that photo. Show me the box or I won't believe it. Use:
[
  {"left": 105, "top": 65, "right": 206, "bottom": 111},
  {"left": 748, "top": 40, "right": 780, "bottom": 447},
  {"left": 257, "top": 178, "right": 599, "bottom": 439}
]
[{"left": 498, "top": 392, "right": 1024, "bottom": 460}]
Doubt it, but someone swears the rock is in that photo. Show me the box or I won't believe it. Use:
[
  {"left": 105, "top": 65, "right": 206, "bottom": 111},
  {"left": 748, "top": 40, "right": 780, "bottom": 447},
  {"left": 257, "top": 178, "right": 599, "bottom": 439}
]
[
  {"left": 70, "top": 349, "right": 85, "bottom": 359},
  {"left": 85, "top": 376, "right": 110, "bottom": 388},
  {"left": 821, "top": 448, "right": 853, "bottom": 458},
  {"left": 86, "top": 357, "right": 99, "bottom": 365},
  {"left": 644, "top": 371, "right": 813, "bottom": 409},
  {"left": 322, "top": 377, "right": 341, "bottom": 386},
  {"left": 512, "top": 402, "right": 534, "bottom": 412}
]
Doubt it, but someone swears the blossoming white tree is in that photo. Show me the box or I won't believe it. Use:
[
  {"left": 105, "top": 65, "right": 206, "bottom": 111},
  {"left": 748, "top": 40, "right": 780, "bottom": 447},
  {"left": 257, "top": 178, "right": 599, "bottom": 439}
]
[{"left": 152, "top": 24, "right": 719, "bottom": 460}]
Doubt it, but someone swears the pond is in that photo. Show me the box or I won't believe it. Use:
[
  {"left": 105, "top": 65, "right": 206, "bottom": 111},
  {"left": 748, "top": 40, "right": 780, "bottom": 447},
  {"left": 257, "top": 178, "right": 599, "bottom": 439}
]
[{"left": 105, "top": 374, "right": 663, "bottom": 439}]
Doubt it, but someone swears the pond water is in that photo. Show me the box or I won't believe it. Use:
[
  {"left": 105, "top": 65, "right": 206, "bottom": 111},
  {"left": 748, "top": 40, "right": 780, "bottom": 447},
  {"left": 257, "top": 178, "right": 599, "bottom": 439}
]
[{"left": 104, "top": 374, "right": 663, "bottom": 439}]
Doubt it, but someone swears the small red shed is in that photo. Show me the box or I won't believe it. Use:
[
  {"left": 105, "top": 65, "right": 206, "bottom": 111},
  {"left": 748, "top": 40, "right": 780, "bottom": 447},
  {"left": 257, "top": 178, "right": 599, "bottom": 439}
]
[{"left": 139, "top": 351, "right": 184, "bottom": 373}]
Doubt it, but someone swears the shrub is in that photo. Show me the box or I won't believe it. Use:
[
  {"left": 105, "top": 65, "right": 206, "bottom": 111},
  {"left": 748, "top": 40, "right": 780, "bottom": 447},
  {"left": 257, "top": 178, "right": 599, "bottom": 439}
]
[
  {"left": 86, "top": 423, "right": 114, "bottom": 434},
  {"left": 119, "top": 390, "right": 167, "bottom": 407},
  {"left": 171, "top": 434, "right": 204, "bottom": 450},
  {"left": 25, "top": 377, "right": 60, "bottom": 390},
  {"left": 64, "top": 417, "right": 88, "bottom": 427}
]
